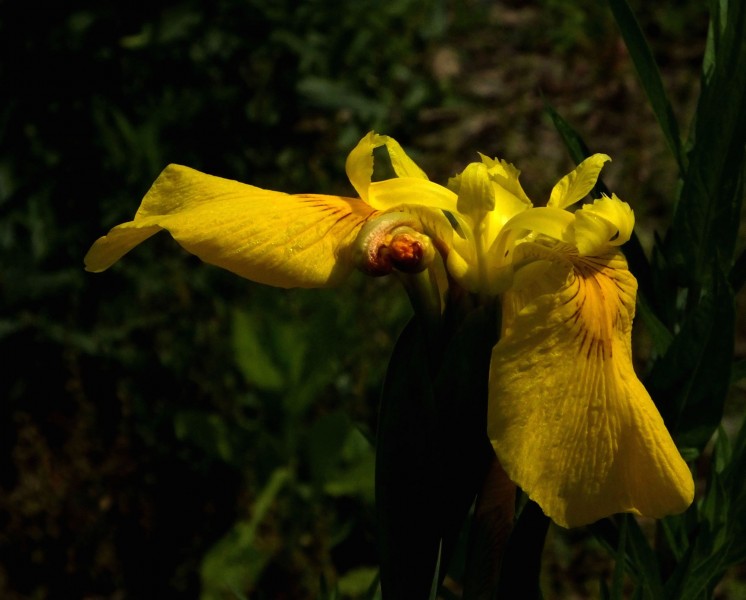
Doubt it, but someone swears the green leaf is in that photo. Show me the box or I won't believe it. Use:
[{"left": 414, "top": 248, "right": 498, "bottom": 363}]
[
  {"left": 375, "top": 317, "right": 440, "bottom": 599},
  {"left": 703, "top": 0, "right": 730, "bottom": 84},
  {"left": 543, "top": 100, "right": 590, "bottom": 165},
  {"left": 607, "top": 0, "right": 685, "bottom": 174},
  {"left": 173, "top": 409, "right": 236, "bottom": 464},
  {"left": 297, "top": 76, "right": 387, "bottom": 122},
  {"left": 724, "top": 414, "right": 746, "bottom": 494},
  {"left": 200, "top": 468, "right": 291, "bottom": 598},
  {"left": 362, "top": 570, "right": 382, "bottom": 600},
  {"left": 664, "top": 0, "right": 746, "bottom": 286},
  {"left": 599, "top": 578, "right": 611, "bottom": 600},
  {"left": 307, "top": 410, "right": 351, "bottom": 489},
  {"left": 429, "top": 541, "right": 443, "bottom": 600},
  {"left": 590, "top": 517, "right": 664, "bottom": 599},
  {"left": 701, "top": 8, "right": 717, "bottom": 83},
  {"left": 646, "top": 269, "right": 735, "bottom": 450},
  {"left": 730, "top": 248, "right": 746, "bottom": 291},
  {"left": 626, "top": 516, "right": 665, "bottom": 600},
  {"left": 722, "top": 417, "right": 746, "bottom": 563},
  {"left": 678, "top": 541, "right": 732, "bottom": 600},
  {"left": 700, "top": 461, "right": 729, "bottom": 547},
  {"left": 658, "top": 510, "right": 693, "bottom": 563},
  {"left": 636, "top": 293, "right": 673, "bottom": 357},
  {"left": 318, "top": 574, "right": 339, "bottom": 600},
  {"left": 323, "top": 427, "right": 375, "bottom": 502},
  {"left": 375, "top": 303, "right": 498, "bottom": 598},
  {"left": 231, "top": 309, "right": 288, "bottom": 392},
  {"left": 431, "top": 304, "right": 499, "bottom": 571},
  {"left": 713, "top": 426, "right": 733, "bottom": 473},
  {"left": 667, "top": 424, "right": 742, "bottom": 599},
  {"left": 337, "top": 567, "right": 379, "bottom": 598}
]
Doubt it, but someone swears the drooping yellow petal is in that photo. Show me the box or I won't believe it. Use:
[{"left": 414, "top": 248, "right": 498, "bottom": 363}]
[
  {"left": 84, "top": 223, "right": 163, "bottom": 273},
  {"left": 84, "top": 164, "right": 379, "bottom": 288},
  {"left": 488, "top": 242, "right": 694, "bottom": 528},
  {"left": 547, "top": 154, "right": 611, "bottom": 209},
  {"left": 345, "top": 131, "right": 428, "bottom": 202}
]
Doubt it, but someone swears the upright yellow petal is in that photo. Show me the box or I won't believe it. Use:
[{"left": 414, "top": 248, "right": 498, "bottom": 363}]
[
  {"left": 477, "top": 153, "right": 532, "bottom": 207},
  {"left": 344, "top": 131, "right": 428, "bottom": 202},
  {"left": 346, "top": 131, "right": 381, "bottom": 202},
  {"left": 488, "top": 242, "right": 694, "bottom": 528},
  {"left": 381, "top": 136, "right": 429, "bottom": 180},
  {"left": 84, "top": 165, "right": 379, "bottom": 288},
  {"left": 547, "top": 154, "right": 611, "bottom": 209},
  {"left": 452, "top": 162, "right": 494, "bottom": 224}
]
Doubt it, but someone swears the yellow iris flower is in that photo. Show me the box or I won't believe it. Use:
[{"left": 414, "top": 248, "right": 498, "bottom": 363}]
[
  {"left": 448, "top": 153, "right": 695, "bottom": 527},
  {"left": 85, "top": 132, "right": 694, "bottom": 528}
]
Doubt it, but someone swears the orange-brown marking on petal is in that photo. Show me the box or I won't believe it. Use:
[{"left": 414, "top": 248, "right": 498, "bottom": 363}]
[{"left": 567, "top": 255, "right": 616, "bottom": 361}]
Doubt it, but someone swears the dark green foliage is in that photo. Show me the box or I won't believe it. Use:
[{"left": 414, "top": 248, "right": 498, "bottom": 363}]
[
  {"left": 607, "top": 0, "right": 686, "bottom": 174},
  {"left": 665, "top": 0, "right": 746, "bottom": 290},
  {"left": 647, "top": 269, "right": 735, "bottom": 451},
  {"left": 376, "top": 302, "right": 497, "bottom": 598},
  {"left": 1, "top": 1, "right": 436, "bottom": 596}
]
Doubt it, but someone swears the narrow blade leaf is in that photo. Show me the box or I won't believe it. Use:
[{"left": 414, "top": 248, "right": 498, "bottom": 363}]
[{"left": 607, "top": 0, "right": 685, "bottom": 173}]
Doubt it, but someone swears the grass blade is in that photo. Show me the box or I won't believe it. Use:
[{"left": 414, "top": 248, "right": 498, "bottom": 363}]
[{"left": 607, "top": 0, "right": 685, "bottom": 174}]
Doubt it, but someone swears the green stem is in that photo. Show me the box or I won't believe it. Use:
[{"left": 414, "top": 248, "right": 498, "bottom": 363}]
[{"left": 398, "top": 267, "right": 443, "bottom": 345}]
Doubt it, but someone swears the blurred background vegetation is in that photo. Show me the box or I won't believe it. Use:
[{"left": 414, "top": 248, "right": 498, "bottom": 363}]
[{"left": 1, "top": 0, "right": 742, "bottom": 598}]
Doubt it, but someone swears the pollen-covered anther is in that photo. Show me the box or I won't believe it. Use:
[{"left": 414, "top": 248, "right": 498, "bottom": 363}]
[
  {"left": 389, "top": 231, "right": 434, "bottom": 273},
  {"left": 353, "top": 211, "right": 435, "bottom": 276}
]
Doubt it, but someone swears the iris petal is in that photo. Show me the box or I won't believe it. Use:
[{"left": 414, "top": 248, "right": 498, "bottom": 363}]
[
  {"left": 367, "top": 177, "right": 457, "bottom": 212},
  {"left": 345, "top": 131, "right": 379, "bottom": 202},
  {"left": 453, "top": 162, "right": 494, "bottom": 224},
  {"left": 571, "top": 195, "right": 635, "bottom": 255},
  {"left": 84, "top": 164, "right": 379, "bottom": 288},
  {"left": 489, "top": 207, "right": 575, "bottom": 268},
  {"left": 547, "top": 154, "right": 611, "bottom": 209},
  {"left": 345, "top": 131, "right": 428, "bottom": 202},
  {"left": 488, "top": 243, "right": 694, "bottom": 527},
  {"left": 381, "top": 137, "right": 429, "bottom": 180},
  {"left": 477, "top": 152, "right": 532, "bottom": 206}
]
